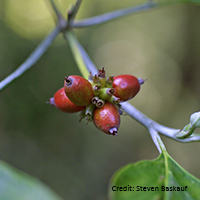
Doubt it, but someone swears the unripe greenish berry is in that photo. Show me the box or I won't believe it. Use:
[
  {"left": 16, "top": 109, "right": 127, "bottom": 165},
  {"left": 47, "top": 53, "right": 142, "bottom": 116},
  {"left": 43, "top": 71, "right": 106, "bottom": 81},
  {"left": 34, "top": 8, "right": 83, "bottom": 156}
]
[
  {"left": 93, "top": 102, "right": 120, "bottom": 135},
  {"left": 112, "top": 74, "right": 141, "bottom": 101},
  {"left": 98, "top": 67, "right": 106, "bottom": 87},
  {"left": 48, "top": 87, "right": 85, "bottom": 113},
  {"left": 99, "top": 88, "right": 115, "bottom": 101},
  {"left": 64, "top": 75, "right": 94, "bottom": 106}
]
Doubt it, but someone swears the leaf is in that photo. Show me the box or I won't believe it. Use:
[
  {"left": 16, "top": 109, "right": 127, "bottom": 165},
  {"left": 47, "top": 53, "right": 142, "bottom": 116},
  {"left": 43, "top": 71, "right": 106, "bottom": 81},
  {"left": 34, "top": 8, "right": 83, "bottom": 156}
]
[
  {"left": 0, "top": 160, "right": 63, "bottom": 200},
  {"left": 109, "top": 151, "right": 200, "bottom": 200}
]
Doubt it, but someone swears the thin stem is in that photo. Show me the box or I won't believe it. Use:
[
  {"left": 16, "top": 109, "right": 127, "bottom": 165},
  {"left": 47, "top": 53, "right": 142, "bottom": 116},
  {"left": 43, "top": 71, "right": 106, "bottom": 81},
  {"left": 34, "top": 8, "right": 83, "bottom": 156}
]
[
  {"left": 49, "top": 0, "right": 62, "bottom": 20},
  {"left": 68, "top": 0, "right": 83, "bottom": 25},
  {"left": 66, "top": 32, "right": 98, "bottom": 75},
  {"left": 172, "top": 135, "right": 200, "bottom": 142},
  {"left": 0, "top": 26, "right": 61, "bottom": 91},
  {"left": 120, "top": 102, "right": 200, "bottom": 143},
  {"left": 50, "top": 0, "right": 67, "bottom": 31},
  {"left": 72, "top": 2, "right": 156, "bottom": 28},
  {"left": 148, "top": 126, "right": 166, "bottom": 153},
  {"left": 120, "top": 102, "right": 178, "bottom": 133},
  {"left": 77, "top": 42, "right": 98, "bottom": 76},
  {"left": 64, "top": 31, "right": 90, "bottom": 79}
]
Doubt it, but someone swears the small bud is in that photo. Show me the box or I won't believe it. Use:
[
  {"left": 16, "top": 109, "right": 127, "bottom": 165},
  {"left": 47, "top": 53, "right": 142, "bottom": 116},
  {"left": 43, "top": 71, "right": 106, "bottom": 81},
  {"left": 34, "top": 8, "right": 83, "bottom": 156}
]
[
  {"left": 93, "top": 75, "right": 100, "bottom": 84},
  {"left": 85, "top": 104, "right": 96, "bottom": 123},
  {"left": 96, "top": 99, "right": 105, "bottom": 108},
  {"left": 92, "top": 97, "right": 105, "bottom": 108},
  {"left": 92, "top": 96, "right": 99, "bottom": 105},
  {"left": 106, "top": 76, "right": 114, "bottom": 88},
  {"left": 98, "top": 67, "right": 106, "bottom": 87},
  {"left": 98, "top": 67, "right": 106, "bottom": 78},
  {"left": 99, "top": 88, "right": 115, "bottom": 101},
  {"left": 108, "top": 95, "right": 122, "bottom": 105},
  {"left": 176, "top": 124, "right": 191, "bottom": 139},
  {"left": 93, "top": 84, "right": 101, "bottom": 96},
  {"left": 190, "top": 111, "right": 200, "bottom": 128}
]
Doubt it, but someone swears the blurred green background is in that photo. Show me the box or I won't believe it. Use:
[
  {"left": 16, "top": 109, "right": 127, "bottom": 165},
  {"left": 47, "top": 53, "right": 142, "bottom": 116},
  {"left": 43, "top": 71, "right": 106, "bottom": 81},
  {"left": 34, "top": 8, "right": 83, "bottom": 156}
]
[{"left": 1, "top": 0, "right": 200, "bottom": 199}]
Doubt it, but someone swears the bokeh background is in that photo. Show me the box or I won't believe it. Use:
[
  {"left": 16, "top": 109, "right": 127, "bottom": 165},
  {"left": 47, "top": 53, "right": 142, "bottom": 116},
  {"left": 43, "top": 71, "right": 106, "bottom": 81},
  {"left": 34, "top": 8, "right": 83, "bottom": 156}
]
[{"left": 1, "top": 0, "right": 200, "bottom": 199}]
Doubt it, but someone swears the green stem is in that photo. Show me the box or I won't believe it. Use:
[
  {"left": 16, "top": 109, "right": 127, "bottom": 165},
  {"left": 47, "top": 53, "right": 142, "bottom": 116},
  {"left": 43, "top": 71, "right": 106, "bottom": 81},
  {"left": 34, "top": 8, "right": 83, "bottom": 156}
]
[
  {"left": 148, "top": 126, "right": 166, "bottom": 153},
  {"left": 68, "top": 0, "right": 83, "bottom": 25},
  {"left": 64, "top": 31, "right": 90, "bottom": 79}
]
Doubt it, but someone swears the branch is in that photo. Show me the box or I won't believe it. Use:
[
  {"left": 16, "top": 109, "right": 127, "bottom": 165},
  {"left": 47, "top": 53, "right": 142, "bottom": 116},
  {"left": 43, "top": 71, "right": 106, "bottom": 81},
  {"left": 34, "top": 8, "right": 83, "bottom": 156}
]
[
  {"left": 0, "top": 26, "right": 61, "bottom": 91},
  {"left": 49, "top": 0, "right": 67, "bottom": 31},
  {"left": 68, "top": 0, "right": 83, "bottom": 26},
  {"left": 0, "top": 0, "right": 68, "bottom": 91},
  {"left": 64, "top": 30, "right": 98, "bottom": 76},
  {"left": 77, "top": 42, "right": 99, "bottom": 76},
  {"left": 120, "top": 102, "right": 200, "bottom": 143},
  {"left": 64, "top": 31, "right": 90, "bottom": 79},
  {"left": 72, "top": 2, "right": 156, "bottom": 28},
  {"left": 148, "top": 126, "right": 166, "bottom": 153}
]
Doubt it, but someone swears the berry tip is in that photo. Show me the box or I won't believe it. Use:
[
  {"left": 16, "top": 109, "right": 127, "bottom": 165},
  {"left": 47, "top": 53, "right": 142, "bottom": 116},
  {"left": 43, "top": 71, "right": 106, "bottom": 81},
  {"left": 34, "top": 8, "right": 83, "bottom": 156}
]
[{"left": 109, "top": 127, "right": 118, "bottom": 136}]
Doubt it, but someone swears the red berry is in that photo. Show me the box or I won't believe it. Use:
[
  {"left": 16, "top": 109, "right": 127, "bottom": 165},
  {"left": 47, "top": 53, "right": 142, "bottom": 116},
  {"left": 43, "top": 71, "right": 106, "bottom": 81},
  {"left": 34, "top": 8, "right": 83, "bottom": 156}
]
[
  {"left": 112, "top": 74, "right": 141, "bottom": 101},
  {"left": 64, "top": 75, "right": 94, "bottom": 106},
  {"left": 93, "top": 102, "right": 120, "bottom": 135},
  {"left": 49, "top": 87, "right": 85, "bottom": 113}
]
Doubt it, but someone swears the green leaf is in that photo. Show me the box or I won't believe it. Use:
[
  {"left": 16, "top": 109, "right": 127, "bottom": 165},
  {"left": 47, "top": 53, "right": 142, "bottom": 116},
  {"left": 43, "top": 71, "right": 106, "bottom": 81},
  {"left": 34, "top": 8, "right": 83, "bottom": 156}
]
[
  {"left": 0, "top": 160, "right": 63, "bottom": 200},
  {"left": 109, "top": 151, "right": 200, "bottom": 200},
  {"left": 155, "top": 0, "right": 200, "bottom": 6}
]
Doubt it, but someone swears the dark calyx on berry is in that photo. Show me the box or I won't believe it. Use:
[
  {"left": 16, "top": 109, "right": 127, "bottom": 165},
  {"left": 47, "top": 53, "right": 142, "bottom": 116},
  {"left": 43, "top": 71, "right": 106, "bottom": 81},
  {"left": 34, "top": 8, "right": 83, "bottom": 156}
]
[
  {"left": 109, "top": 127, "right": 118, "bottom": 136},
  {"left": 65, "top": 77, "right": 72, "bottom": 86},
  {"left": 98, "top": 67, "right": 106, "bottom": 78}
]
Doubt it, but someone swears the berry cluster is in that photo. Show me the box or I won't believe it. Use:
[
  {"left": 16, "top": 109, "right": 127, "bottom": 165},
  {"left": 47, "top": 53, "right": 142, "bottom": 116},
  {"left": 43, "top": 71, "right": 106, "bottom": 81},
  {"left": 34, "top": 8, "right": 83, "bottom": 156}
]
[{"left": 48, "top": 68, "right": 144, "bottom": 136}]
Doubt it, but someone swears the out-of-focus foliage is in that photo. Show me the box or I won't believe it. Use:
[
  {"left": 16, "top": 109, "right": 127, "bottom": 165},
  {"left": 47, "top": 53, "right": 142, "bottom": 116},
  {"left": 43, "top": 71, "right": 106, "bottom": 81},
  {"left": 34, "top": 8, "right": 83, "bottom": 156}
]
[
  {"left": 0, "top": 160, "right": 63, "bottom": 200},
  {"left": 0, "top": 0, "right": 200, "bottom": 200},
  {"left": 3, "top": 0, "right": 54, "bottom": 39},
  {"left": 155, "top": 0, "right": 200, "bottom": 6}
]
